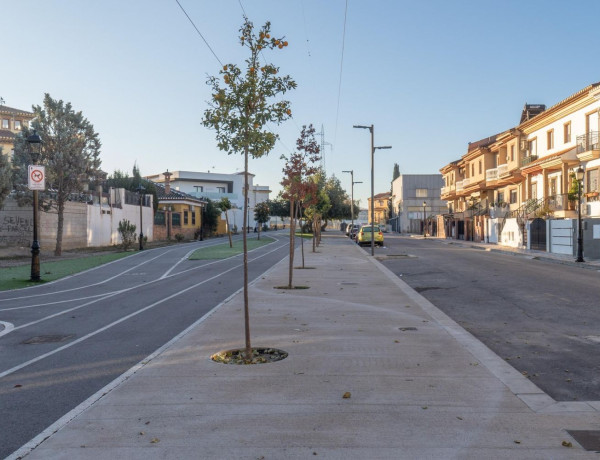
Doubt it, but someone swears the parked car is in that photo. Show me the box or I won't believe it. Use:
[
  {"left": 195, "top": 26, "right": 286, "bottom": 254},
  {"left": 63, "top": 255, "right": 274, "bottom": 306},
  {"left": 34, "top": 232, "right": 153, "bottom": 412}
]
[
  {"left": 349, "top": 224, "right": 360, "bottom": 240},
  {"left": 356, "top": 224, "right": 384, "bottom": 246}
]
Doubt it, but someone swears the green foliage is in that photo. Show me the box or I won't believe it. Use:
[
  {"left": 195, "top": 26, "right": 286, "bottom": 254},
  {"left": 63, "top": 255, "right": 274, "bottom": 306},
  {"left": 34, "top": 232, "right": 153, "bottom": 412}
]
[
  {"left": 202, "top": 198, "right": 221, "bottom": 234},
  {"left": 254, "top": 201, "right": 270, "bottom": 225},
  {"left": 323, "top": 174, "right": 351, "bottom": 222},
  {"left": 0, "top": 147, "right": 11, "bottom": 208},
  {"left": 118, "top": 219, "right": 137, "bottom": 250},
  {"left": 219, "top": 196, "right": 233, "bottom": 212},
  {"left": 568, "top": 172, "right": 580, "bottom": 202},
  {"left": 105, "top": 164, "right": 158, "bottom": 214},
  {"left": 175, "top": 233, "right": 185, "bottom": 242},
  {"left": 393, "top": 163, "right": 401, "bottom": 180},
  {"left": 202, "top": 19, "right": 296, "bottom": 159},
  {"left": 268, "top": 197, "right": 289, "bottom": 218}
]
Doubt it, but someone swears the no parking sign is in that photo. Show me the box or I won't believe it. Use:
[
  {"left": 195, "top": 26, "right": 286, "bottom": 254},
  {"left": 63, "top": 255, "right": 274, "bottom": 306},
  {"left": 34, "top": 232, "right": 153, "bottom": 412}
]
[{"left": 28, "top": 165, "right": 46, "bottom": 191}]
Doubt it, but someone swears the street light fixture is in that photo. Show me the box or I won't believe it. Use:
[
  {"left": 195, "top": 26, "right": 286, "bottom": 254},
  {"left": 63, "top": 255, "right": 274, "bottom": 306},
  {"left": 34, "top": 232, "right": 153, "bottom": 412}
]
[
  {"left": 342, "top": 170, "right": 362, "bottom": 236},
  {"left": 353, "top": 124, "right": 391, "bottom": 256},
  {"left": 575, "top": 166, "right": 585, "bottom": 262},
  {"left": 137, "top": 184, "right": 146, "bottom": 250},
  {"left": 27, "top": 130, "right": 43, "bottom": 281},
  {"left": 422, "top": 201, "right": 427, "bottom": 238}
]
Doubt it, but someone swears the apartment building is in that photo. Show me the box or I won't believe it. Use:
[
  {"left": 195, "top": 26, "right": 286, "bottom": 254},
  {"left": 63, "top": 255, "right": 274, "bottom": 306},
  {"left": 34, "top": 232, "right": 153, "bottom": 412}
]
[
  {"left": 0, "top": 104, "right": 34, "bottom": 159},
  {"left": 391, "top": 174, "right": 444, "bottom": 234},
  {"left": 367, "top": 192, "right": 391, "bottom": 226},
  {"left": 440, "top": 82, "right": 600, "bottom": 258}
]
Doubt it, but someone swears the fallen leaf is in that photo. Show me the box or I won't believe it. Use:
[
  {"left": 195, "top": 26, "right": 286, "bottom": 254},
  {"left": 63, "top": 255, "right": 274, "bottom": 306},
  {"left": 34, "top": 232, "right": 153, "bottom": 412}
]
[
  {"left": 394, "top": 340, "right": 400, "bottom": 343},
  {"left": 456, "top": 416, "right": 463, "bottom": 420},
  {"left": 150, "top": 438, "right": 160, "bottom": 444},
  {"left": 422, "top": 406, "right": 428, "bottom": 410},
  {"left": 14, "top": 384, "right": 22, "bottom": 388},
  {"left": 514, "top": 440, "right": 521, "bottom": 444},
  {"left": 342, "top": 392, "right": 351, "bottom": 399},
  {"left": 562, "top": 441, "right": 572, "bottom": 448},
  {"left": 139, "top": 432, "right": 145, "bottom": 435}
]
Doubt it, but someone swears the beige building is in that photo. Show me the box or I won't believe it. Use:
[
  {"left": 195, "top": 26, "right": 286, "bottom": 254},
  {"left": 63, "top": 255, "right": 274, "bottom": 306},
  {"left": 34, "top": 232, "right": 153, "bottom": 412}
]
[
  {"left": 367, "top": 192, "right": 391, "bottom": 225},
  {"left": 440, "top": 82, "right": 600, "bottom": 258},
  {"left": 0, "top": 104, "right": 34, "bottom": 159}
]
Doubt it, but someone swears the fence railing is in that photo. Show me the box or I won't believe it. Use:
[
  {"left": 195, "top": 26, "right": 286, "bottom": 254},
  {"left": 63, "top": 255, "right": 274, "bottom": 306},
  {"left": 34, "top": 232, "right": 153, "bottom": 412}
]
[{"left": 576, "top": 131, "right": 599, "bottom": 154}]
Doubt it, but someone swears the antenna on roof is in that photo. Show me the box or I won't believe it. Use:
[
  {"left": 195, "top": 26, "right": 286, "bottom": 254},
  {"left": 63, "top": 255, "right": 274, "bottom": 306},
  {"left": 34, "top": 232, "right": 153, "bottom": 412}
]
[{"left": 0, "top": 97, "right": 5, "bottom": 106}]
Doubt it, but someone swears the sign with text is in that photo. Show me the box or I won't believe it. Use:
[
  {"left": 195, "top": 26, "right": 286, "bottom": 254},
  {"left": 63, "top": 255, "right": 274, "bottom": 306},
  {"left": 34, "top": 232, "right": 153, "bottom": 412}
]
[{"left": 28, "top": 165, "right": 46, "bottom": 191}]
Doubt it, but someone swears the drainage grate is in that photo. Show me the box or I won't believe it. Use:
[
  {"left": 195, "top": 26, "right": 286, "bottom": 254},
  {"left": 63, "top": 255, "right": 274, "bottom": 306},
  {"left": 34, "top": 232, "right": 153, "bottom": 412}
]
[
  {"left": 566, "top": 430, "right": 600, "bottom": 451},
  {"left": 399, "top": 327, "right": 418, "bottom": 331},
  {"left": 23, "top": 334, "right": 75, "bottom": 344}
]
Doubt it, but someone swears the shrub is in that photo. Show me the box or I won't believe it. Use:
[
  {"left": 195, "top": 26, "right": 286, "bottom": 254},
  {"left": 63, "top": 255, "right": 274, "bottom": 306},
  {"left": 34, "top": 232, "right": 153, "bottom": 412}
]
[
  {"left": 118, "top": 219, "right": 137, "bottom": 250},
  {"left": 175, "top": 233, "right": 185, "bottom": 242}
]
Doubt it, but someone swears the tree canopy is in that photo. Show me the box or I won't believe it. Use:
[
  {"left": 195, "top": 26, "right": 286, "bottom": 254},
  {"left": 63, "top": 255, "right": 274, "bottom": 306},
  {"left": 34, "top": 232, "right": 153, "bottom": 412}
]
[{"left": 0, "top": 148, "right": 11, "bottom": 209}]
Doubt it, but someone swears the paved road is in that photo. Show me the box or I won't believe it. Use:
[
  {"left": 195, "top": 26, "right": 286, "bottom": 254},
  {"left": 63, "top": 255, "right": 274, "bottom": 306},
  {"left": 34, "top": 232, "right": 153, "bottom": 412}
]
[
  {"left": 0, "top": 233, "right": 291, "bottom": 459},
  {"left": 357, "top": 234, "right": 600, "bottom": 403}
]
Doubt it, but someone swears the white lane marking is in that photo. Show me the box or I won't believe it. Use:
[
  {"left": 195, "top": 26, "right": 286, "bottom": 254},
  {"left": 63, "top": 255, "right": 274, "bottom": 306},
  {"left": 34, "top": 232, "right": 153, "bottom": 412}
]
[
  {"left": 160, "top": 246, "right": 201, "bottom": 279},
  {"left": 0, "top": 321, "right": 14, "bottom": 338},
  {"left": 0, "top": 292, "right": 113, "bottom": 312},
  {"left": 0, "top": 240, "right": 288, "bottom": 379}
]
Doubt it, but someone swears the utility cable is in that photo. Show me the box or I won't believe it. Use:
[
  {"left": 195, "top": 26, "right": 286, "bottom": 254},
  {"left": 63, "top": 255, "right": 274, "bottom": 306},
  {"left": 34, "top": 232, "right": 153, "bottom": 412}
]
[{"left": 175, "top": 0, "right": 223, "bottom": 66}]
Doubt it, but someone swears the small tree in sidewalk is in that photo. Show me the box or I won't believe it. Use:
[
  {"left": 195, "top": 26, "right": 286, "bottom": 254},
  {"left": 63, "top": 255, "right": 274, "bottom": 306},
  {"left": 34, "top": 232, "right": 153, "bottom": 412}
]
[
  {"left": 219, "top": 197, "right": 234, "bottom": 247},
  {"left": 254, "top": 201, "right": 270, "bottom": 240}
]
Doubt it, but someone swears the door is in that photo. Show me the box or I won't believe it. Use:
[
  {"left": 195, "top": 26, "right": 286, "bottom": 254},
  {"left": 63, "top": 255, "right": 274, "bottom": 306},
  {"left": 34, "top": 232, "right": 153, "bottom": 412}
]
[{"left": 529, "top": 218, "right": 546, "bottom": 251}]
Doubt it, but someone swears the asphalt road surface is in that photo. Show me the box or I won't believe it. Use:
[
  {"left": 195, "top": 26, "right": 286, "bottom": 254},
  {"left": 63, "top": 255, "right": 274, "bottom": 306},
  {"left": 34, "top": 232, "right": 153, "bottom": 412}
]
[
  {"left": 362, "top": 234, "right": 600, "bottom": 404},
  {"left": 0, "top": 233, "right": 291, "bottom": 459}
]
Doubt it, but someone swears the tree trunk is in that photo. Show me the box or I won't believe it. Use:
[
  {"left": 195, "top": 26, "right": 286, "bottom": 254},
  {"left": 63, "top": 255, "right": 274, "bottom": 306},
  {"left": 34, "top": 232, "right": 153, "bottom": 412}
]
[
  {"left": 312, "top": 219, "right": 316, "bottom": 252},
  {"left": 55, "top": 198, "right": 65, "bottom": 256},
  {"left": 299, "top": 203, "right": 305, "bottom": 268},
  {"left": 257, "top": 221, "right": 261, "bottom": 240},
  {"left": 225, "top": 210, "right": 232, "bottom": 248},
  {"left": 243, "top": 148, "right": 251, "bottom": 361},
  {"left": 288, "top": 198, "right": 295, "bottom": 289}
]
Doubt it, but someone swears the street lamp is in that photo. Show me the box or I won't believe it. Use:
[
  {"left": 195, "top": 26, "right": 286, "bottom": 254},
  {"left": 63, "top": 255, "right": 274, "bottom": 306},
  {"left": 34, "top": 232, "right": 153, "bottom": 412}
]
[
  {"left": 575, "top": 166, "right": 585, "bottom": 262},
  {"left": 27, "top": 131, "right": 43, "bottom": 281},
  {"left": 137, "top": 184, "right": 145, "bottom": 250},
  {"left": 422, "top": 201, "right": 427, "bottom": 238},
  {"left": 342, "top": 170, "right": 362, "bottom": 236},
  {"left": 353, "top": 124, "right": 391, "bottom": 256}
]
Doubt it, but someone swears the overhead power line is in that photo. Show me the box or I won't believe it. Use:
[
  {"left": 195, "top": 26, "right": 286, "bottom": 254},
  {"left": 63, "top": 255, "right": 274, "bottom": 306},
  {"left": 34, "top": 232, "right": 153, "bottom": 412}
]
[
  {"left": 175, "top": 0, "right": 223, "bottom": 66},
  {"left": 333, "top": 0, "right": 348, "bottom": 153}
]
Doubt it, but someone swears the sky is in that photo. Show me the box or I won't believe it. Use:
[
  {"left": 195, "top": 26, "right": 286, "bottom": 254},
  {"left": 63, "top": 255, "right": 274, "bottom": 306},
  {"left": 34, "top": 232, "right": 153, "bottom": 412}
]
[{"left": 4, "top": 0, "right": 600, "bottom": 206}]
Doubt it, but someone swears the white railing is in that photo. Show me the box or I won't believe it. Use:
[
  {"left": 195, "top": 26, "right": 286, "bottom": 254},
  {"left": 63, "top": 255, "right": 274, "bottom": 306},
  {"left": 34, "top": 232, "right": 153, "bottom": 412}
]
[
  {"left": 456, "top": 180, "right": 464, "bottom": 192},
  {"left": 486, "top": 168, "right": 498, "bottom": 181},
  {"left": 462, "top": 178, "right": 471, "bottom": 187},
  {"left": 497, "top": 164, "right": 509, "bottom": 176},
  {"left": 441, "top": 186, "right": 449, "bottom": 195}
]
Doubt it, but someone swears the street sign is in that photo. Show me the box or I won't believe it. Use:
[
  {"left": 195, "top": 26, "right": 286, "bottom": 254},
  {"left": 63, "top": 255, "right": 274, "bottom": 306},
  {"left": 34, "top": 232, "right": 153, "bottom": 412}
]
[{"left": 28, "top": 165, "right": 46, "bottom": 191}]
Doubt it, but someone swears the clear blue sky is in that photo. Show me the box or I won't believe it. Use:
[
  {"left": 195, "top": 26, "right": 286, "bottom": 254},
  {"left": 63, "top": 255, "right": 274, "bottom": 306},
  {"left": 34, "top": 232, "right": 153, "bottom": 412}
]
[{"left": 4, "top": 0, "right": 600, "bottom": 206}]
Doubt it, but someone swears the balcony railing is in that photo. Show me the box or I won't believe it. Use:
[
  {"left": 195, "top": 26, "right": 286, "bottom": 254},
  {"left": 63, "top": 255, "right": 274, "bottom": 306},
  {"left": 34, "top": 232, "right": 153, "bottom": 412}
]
[
  {"left": 497, "top": 164, "right": 509, "bottom": 176},
  {"left": 576, "top": 131, "right": 599, "bottom": 154},
  {"left": 486, "top": 168, "right": 498, "bottom": 181},
  {"left": 456, "top": 180, "right": 464, "bottom": 192},
  {"left": 521, "top": 154, "right": 538, "bottom": 166},
  {"left": 462, "top": 178, "right": 471, "bottom": 187},
  {"left": 441, "top": 186, "right": 449, "bottom": 195}
]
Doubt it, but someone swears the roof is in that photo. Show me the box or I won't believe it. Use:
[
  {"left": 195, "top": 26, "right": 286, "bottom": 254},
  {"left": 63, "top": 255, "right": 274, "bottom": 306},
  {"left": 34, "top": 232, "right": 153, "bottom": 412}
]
[
  {"left": 519, "top": 104, "right": 546, "bottom": 124},
  {"left": 372, "top": 192, "right": 391, "bottom": 200},
  {"left": 0, "top": 105, "right": 34, "bottom": 117},
  {"left": 152, "top": 181, "right": 206, "bottom": 205},
  {"left": 0, "top": 129, "right": 15, "bottom": 140}
]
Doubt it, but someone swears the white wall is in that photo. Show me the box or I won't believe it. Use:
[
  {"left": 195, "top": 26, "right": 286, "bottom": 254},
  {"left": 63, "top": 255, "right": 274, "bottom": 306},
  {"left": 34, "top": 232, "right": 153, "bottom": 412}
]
[
  {"left": 548, "top": 219, "right": 574, "bottom": 255},
  {"left": 500, "top": 218, "right": 522, "bottom": 247}
]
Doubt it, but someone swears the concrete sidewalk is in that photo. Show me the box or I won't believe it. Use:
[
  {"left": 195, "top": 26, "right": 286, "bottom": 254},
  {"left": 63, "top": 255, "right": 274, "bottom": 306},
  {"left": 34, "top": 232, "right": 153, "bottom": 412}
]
[{"left": 12, "top": 234, "right": 599, "bottom": 459}]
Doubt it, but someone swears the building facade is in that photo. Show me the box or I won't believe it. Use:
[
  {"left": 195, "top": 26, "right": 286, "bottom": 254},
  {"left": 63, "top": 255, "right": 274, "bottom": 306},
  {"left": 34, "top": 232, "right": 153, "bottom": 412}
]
[
  {"left": 367, "top": 192, "right": 391, "bottom": 226},
  {"left": 146, "top": 170, "right": 271, "bottom": 231},
  {"left": 0, "top": 104, "right": 34, "bottom": 160},
  {"left": 390, "top": 174, "right": 445, "bottom": 234},
  {"left": 440, "top": 82, "right": 600, "bottom": 257}
]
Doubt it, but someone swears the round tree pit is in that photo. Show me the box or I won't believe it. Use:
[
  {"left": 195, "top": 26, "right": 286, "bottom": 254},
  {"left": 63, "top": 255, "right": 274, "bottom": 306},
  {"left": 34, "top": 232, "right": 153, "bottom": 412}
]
[{"left": 211, "top": 347, "right": 288, "bottom": 365}]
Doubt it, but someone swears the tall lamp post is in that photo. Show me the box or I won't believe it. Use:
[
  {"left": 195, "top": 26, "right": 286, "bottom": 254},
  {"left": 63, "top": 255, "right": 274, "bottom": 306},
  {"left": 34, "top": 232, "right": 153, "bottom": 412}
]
[
  {"left": 27, "top": 131, "right": 43, "bottom": 281},
  {"left": 353, "top": 124, "right": 391, "bottom": 256},
  {"left": 137, "top": 184, "right": 145, "bottom": 250},
  {"left": 342, "top": 170, "right": 362, "bottom": 235},
  {"left": 422, "top": 201, "right": 427, "bottom": 238},
  {"left": 575, "top": 166, "right": 585, "bottom": 262}
]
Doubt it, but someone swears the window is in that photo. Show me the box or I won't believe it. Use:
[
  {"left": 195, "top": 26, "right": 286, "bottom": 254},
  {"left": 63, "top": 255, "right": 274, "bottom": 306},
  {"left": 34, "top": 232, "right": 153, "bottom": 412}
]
[
  {"left": 528, "top": 138, "right": 537, "bottom": 155},
  {"left": 549, "top": 177, "right": 557, "bottom": 196},
  {"left": 478, "top": 160, "right": 482, "bottom": 175},
  {"left": 510, "top": 189, "right": 518, "bottom": 204},
  {"left": 172, "top": 213, "right": 181, "bottom": 226},
  {"left": 510, "top": 145, "right": 515, "bottom": 162},
  {"left": 471, "top": 163, "right": 474, "bottom": 176},
  {"left": 14, "top": 120, "right": 21, "bottom": 130},
  {"left": 378, "top": 200, "right": 383, "bottom": 206},
  {"left": 415, "top": 188, "right": 427, "bottom": 197},
  {"left": 547, "top": 129, "right": 554, "bottom": 150},
  {"left": 588, "top": 169, "right": 599, "bottom": 192},
  {"left": 1, "top": 119, "right": 8, "bottom": 129},
  {"left": 564, "top": 122, "right": 571, "bottom": 143},
  {"left": 184, "top": 211, "right": 189, "bottom": 225},
  {"left": 497, "top": 191, "right": 505, "bottom": 204},
  {"left": 217, "top": 186, "right": 226, "bottom": 193},
  {"left": 192, "top": 210, "right": 196, "bottom": 225},
  {"left": 193, "top": 185, "right": 203, "bottom": 193}
]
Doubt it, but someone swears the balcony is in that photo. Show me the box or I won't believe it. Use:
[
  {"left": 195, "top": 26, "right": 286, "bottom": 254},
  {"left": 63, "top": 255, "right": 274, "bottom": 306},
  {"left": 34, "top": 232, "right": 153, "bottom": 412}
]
[
  {"left": 521, "top": 154, "right": 538, "bottom": 166},
  {"left": 190, "top": 191, "right": 239, "bottom": 201},
  {"left": 456, "top": 180, "right": 464, "bottom": 192},
  {"left": 486, "top": 168, "right": 498, "bottom": 182},
  {"left": 462, "top": 178, "right": 471, "bottom": 187},
  {"left": 576, "top": 131, "right": 600, "bottom": 161},
  {"left": 497, "top": 164, "right": 509, "bottom": 176}
]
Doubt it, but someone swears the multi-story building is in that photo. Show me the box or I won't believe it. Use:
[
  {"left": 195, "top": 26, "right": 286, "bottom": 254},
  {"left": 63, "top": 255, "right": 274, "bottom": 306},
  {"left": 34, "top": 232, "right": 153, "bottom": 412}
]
[
  {"left": 146, "top": 170, "right": 271, "bottom": 230},
  {"left": 0, "top": 104, "right": 34, "bottom": 160},
  {"left": 367, "top": 192, "right": 391, "bottom": 226},
  {"left": 440, "top": 82, "right": 600, "bottom": 258},
  {"left": 390, "top": 174, "right": 444, "bottom": 234}
]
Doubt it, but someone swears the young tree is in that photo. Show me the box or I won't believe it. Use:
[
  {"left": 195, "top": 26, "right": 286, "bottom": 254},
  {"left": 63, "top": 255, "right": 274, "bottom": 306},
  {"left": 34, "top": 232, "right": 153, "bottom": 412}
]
[
  {"left": 12, "top": 94, "right": 102, "bottom": 255},
  {"left": 281, "top": 124, "right": 320, "bottom": 282},
  {"left": 203, "top": 18, "right": 295, "bottom": 360},
  {"left": 219, "top": 197, "right": 234, "bottom": 247},
  {"left": 322, "top": 174, "right": 351, "bottom": 228},
  {"left": 0, "top": 148, "right": 11, "bottom": 209},
  {"left": 268, "top": 197, "right": 289, "bottom": 229},
  {"left": 202, "top": 198, "right": 221, "bottom": 236},
  {"left": 254, "top": 201, "right": 270, "bottom": 240}
]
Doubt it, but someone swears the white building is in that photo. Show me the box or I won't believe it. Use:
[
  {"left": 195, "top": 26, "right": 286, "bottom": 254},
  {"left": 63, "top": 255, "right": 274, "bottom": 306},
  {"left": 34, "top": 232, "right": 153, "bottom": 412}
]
[
  {"left": 390, "top": 174, "right": 445, "bottom": 234},
  {"left": 146, "top": 170, "right": 271, "bottom": 230}
]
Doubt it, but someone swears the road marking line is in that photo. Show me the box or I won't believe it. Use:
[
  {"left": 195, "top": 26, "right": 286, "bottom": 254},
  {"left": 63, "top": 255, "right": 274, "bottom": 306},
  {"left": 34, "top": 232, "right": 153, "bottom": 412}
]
[
  {"left": 0, "top": 321, "right": 14, "bottom": 338},
  {"left": 0, "top": 292, "right": 112, "bottom": 312}
]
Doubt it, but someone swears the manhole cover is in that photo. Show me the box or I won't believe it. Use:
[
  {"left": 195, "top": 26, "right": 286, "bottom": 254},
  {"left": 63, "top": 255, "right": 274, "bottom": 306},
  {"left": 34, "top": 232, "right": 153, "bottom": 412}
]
[
  {"left": 566, "top": 430, "right": 600, "bottom": 451},
  {"left": 23, "top": 334, "right": 75, "bottom": 344},
  {"left": 399, "top": 327, "right": 418, "bottom": 331}
]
